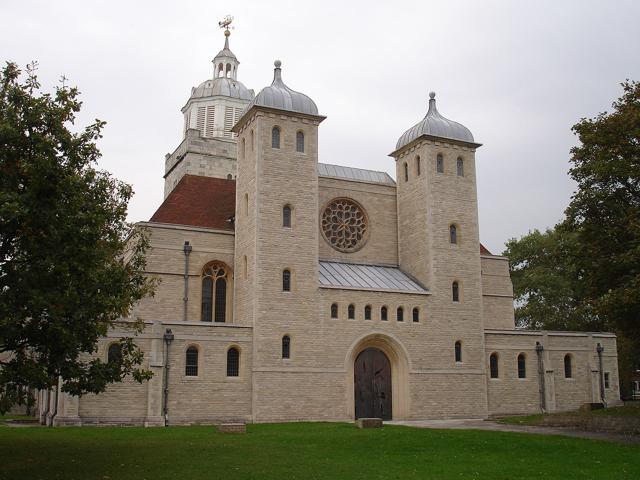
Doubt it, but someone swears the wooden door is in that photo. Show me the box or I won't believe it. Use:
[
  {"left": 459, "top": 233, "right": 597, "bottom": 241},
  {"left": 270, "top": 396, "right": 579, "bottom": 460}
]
[{"left": 354, "top": 348, "right": 392, "bottom": 420}]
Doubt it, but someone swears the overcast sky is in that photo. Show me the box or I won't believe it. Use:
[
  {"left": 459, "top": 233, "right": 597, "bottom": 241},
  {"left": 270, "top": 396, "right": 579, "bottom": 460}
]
[{"left": 2, "top": 0, "right": 639, "bottom": 253}]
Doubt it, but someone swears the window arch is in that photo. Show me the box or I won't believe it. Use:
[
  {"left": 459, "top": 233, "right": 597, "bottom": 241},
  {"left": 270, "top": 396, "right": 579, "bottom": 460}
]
[
  {"left": 283, "top": 205, "right": 292, "bottom": 228},
  {"left": 397, "top": 306, "right": 404, "bottom": 322},
  {"left": 452, "top": 281, "right": 460, "bottom": 302},
  {"left": 436, "top": 153, "right": 444, "bottom": 173},
  {"left": 490, "top": 353, "right": 499, "bottom": 378},
  {"left": 416, "top": 156, "right": 421, "bottom": 176},
  {"left": 331, "top": 303, "right": 338, "bottom": 319},
  {"left": 455, "top": 341, "right": 462, "bottom": 362},
  {"left": 107, "top": 343, "right": 121, "bottom": 363},
  {"left": 282, "top": 269, "right": 291, "bottom": 292},
  {"left": 381, "top": 306, "right": 388, "bottom": 321},
  {"left": 201, "top": 262, "right": 231, "bottom": 323},
  {"left": 364, "top": 305, "right": 372, "bottom": 320},
  {"left": 185, "top": 346, "right": 198, "bottom": 376},
  {"left": 272, "top": 126, "right": 281, "bottom": 149},
  {"left": 457, "top": 157, "right": 464, "bottom": 176},
  {"left": 227, "top": 347, "right": 239, "bottom": 377},
  {"left": 517, "top": 353, "right": 526, "bottom": 378},
  {"left": 282, "top": 336, "right": 291, "bottom": 359},
  {"left": 296, "top": 131, "right": 305, "bottom": 153},
  {"left": 412, "top": 307, "right": 419, "bottom": 323},
  {"left": 348, "top": 304, "right": 355, "bottom": 319},
  {"left": 564, "top": 354, "right": 573, "bottom": 378},
  {"left": 450, "top": 224, "right": 458, "bottom": 244}
]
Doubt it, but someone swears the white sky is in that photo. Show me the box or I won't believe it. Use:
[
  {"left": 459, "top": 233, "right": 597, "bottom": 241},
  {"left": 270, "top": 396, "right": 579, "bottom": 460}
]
[{"left": 2, "top": 0, "right": 639, "bottom": 254}]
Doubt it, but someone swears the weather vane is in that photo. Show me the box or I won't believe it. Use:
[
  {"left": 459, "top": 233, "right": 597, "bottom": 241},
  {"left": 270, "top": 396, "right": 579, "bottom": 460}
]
[{"left": 218, "top": 15, "right": 234, "bottom": 36}]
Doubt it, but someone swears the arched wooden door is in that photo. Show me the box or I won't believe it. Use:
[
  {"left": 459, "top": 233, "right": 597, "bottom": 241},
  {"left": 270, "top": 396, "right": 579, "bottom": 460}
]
[{"left": 354, "top": 348, "right": 392, "bottom": 420}]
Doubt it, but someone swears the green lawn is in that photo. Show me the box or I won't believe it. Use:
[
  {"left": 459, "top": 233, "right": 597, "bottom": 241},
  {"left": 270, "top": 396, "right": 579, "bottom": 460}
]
[{"left": 0, "top": 422, "right": 638, "bottom": 480}]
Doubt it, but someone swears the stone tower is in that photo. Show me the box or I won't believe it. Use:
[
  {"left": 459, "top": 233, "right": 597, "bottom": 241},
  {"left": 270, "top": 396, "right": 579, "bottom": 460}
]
[
  {"left": 391, "top": 92, "right": 489, "bottom": 411},
  {"left": 232, "top": 61, "right": 325, "bottom": 421},
  {"left": 163, "top": 28, "right": 254, "bottom": 197}
]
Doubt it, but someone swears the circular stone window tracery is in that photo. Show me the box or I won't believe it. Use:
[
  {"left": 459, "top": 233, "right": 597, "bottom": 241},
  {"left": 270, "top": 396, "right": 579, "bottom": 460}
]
[{"left": 321, "top": 198, "right": 369, "bottom": 253}]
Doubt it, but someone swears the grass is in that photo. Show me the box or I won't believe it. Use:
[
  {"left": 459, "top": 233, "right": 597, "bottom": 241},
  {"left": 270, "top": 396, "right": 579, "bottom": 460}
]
[
  {"left": 498, "top": 404, "right": 640, "bottom": 425},
  {"left": 0, "top": 422, "right": 639, "bottom": 480}
]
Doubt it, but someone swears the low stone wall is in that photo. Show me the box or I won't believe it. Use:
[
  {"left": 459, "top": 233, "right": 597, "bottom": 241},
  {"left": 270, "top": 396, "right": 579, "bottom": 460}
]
[{"left": 542, "top": 415, "right": 640, "bottom": 435}]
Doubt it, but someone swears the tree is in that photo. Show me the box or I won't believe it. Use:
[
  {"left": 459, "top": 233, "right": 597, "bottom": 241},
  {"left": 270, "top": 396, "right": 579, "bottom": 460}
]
[
  {"left": 504, "top": 80, "right": 640, "bottom": 398},
  {"left": 0, "top": 62, "right": 155, "bottom": 414},
  {"left": 565, "top": 80, "right": 640, "bottom": 344}
]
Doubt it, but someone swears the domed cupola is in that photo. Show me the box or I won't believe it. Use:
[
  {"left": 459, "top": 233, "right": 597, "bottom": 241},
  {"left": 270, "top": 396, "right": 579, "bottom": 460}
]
[
  {"left": 181, "top": 24, "right": 254, "bottom": 140},
  {"left": 245, "top": 60, "right": 319, "bottom": 116},
  {"left": 395, "top": 92, "right": 477, "bottom": 151}
]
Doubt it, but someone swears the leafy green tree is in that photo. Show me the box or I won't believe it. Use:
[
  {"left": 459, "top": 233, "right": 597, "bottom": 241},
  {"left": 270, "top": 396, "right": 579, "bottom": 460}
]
[
  {"left": 0, "top": 62, "right": 155, "bottom": 414},
  {"left": 565, "top": 80, "right": 640, "bottom": 344},
  {"left": 504, "top": 80, "right": 640, "bottom": 397}
]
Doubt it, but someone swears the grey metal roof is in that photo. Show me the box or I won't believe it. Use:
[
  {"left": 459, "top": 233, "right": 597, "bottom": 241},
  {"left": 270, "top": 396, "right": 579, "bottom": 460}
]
[
  {"left": 319, "top": 261, "right": 428, "bottom": 294},
  {"left": 190, "top": 77, "right": 254, "bottom": 101},
  {"left": 396, "top": 92, "right": 474, "bottom": 151},
  {"left": 214, "top": 36, "right": 237, "bottom": 61},
  {"left": 246, "top": 60, "right": 319, "bottom": 116},
  {"left": 318, "top": 163, "right": 395, "bottom": 185}
]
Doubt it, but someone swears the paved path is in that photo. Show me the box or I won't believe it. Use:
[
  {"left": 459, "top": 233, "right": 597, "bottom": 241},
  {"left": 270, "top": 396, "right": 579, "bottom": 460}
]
[{"left": 386, "top": 419, "right": 640, "bottom": 445}]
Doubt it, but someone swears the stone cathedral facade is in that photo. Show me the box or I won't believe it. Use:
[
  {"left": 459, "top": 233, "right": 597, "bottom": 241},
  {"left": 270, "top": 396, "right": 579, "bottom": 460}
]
[{"left": 39, "top": 31, "right": 621, "bottom": 426}]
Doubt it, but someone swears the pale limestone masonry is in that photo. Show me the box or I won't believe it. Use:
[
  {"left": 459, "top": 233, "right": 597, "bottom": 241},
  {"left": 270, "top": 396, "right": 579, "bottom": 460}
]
[{"left": 38, "top": 44, "right": 621, "bottom": 426}]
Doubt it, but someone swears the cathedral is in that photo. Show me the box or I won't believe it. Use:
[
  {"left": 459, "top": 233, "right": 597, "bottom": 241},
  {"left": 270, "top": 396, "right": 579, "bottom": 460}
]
[{"left": 38, "top": 28, "right": 621, "bottom": 426}]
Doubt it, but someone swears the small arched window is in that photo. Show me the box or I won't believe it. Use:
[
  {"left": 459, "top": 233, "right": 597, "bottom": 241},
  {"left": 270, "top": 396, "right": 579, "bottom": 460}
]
[
  {"left": 416, "top": 156, "right": 421, "bottom": 176},
  {"left": 564, "top": 354, "right": 572, "bottom": 378},
  {"left": 201, "top": 263, "right": 230, "bottom": 323},
  {"left": 107, "top": 343, "right": 121, "bottom": 363},
  {"left": 296, "top": 131, "right": 304, "bottom": 153},
  {"left": 283, "top": 205, "right": 292, "bottom": 228},
  {"left": 437, "top": 154, "right": 444, "bottom": 173},
  {"left": 227, "top": 347, "right": 239, "bottom": 377},
  {"left": 243, "top": 255, "right": 248, "bottom": 280},
  {"left": 185, "top": 346, "right": 198, "bottom": 376},
  {"left": 450, "top": 224, "right": 457, "bottom": 244},
  {"left": 381, "top": 306, "right": 388, "bottom": 321},
  {"left": 412, "top": 307, "right": 419, "bottom": 323},
  {"left": 244, "top": 193, "right": 249, "bottom": 216},
  {"left": 348, "top": 304, "right": 355, "bottom": 319},
  {"left": 455, "top": 341, "right": 462, "bottom": 362},
  {"left": 282, "top": 269, "right": 291, "bottom": 292},
  {"left": 250, "top": 130, "right": 254, "bottom": 151},
  {"left": 397, "top": 306, "right": 404, "bottom": 322},
  {"left": 457, "top": 157, "right": 464, "bottom": 176},
  {"left": 517, "top": 353, "right": 526, "bottom": 378},
  {"left": 452, "top": 281, "right": 460, "bottom": 302},
  {"left": 218, "top": 63, "right": 224, "bottom": 77},
  {"left": 272, "top": 126, "right": 280, "bottom": 149},
  {"left": 490, "top": 353, "right": 499, "bottom": 378},
  {"left": 404, "top": 162, "right": 409, "bottom": 182},
  {"left": 331, "top": 303, "right": 338, "bottom": 319},
  {"left": 364, "top": 305, "right": 372, "bottom": 320},
  {"left": 241, "top": 138, "right": 246, "bottom": 159},
  {"left": 282, "top": 336, "right": 290, "bottom": 359},
  {"left": 227, "top": 174, "right": 232, "bottom": 180}
]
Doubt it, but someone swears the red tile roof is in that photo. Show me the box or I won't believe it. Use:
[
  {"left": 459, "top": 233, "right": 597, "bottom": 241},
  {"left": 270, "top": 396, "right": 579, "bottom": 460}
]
[{"left": 150, "top": 175, "right": 236, "bottom": 231}]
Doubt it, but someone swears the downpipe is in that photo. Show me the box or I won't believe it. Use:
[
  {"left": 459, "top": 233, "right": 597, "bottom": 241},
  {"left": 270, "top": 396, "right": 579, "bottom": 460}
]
[
  {"left": 535, "top": 342, "right": 546, "bottom": 413},
  {"left": 163, "top": 328, "right": 174, "bottom": 426}
]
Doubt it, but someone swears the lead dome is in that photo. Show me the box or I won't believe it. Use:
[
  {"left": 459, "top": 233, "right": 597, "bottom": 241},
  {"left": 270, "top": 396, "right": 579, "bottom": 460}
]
[
  {"left": 396, "top": 92, "right": 475, "bottom": 150},
  {"left": 245, "top": 60, "right": 319, "bottom": 116}
]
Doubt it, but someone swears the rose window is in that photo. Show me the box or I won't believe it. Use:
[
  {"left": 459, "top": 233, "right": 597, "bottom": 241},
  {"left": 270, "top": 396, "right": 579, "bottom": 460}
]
[{"left": 321, "top": 198, "right": 368, "bottom": 252}]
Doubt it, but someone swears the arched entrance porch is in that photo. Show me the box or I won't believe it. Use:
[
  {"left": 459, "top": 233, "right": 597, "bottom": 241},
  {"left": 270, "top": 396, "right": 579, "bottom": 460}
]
[{"left": 345, "top": 333, "right": 410, "bottom": 420}]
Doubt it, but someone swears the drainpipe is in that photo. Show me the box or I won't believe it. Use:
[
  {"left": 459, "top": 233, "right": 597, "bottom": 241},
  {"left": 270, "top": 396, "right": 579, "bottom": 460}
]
[
  {"left": 163, "top": 328, "right": 175, "bottom": 426},
  {"left": 597, "top": 343, "right": 606, "bottom": 407},
  {"left": 183, "top": 241, "right": 192, "bottom": 322},
  {"left": 535, "top": 342, "right": 546, "bottom": 413}
]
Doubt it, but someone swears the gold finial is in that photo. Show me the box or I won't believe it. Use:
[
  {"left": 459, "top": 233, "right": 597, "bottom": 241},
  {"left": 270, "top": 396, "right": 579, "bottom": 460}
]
[{"left": 218, "top": 15, "right": 234, "bottom": 36}]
